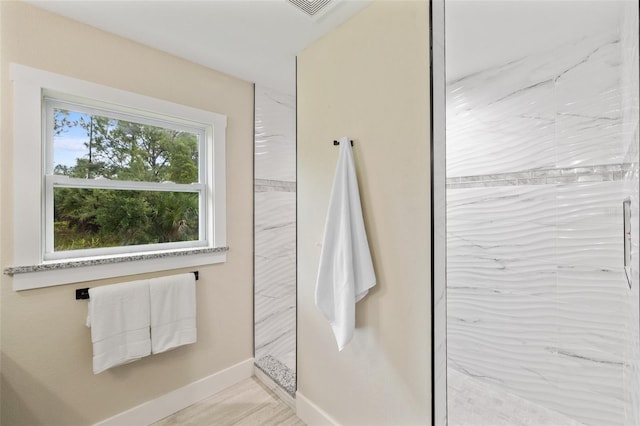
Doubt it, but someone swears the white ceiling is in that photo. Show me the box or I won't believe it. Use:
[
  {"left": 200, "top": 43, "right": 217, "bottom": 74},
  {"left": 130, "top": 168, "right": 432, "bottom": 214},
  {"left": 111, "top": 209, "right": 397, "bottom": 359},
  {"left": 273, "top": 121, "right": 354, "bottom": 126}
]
[{"left": 26, "top": 0, "right": 372, "bottom": 95}]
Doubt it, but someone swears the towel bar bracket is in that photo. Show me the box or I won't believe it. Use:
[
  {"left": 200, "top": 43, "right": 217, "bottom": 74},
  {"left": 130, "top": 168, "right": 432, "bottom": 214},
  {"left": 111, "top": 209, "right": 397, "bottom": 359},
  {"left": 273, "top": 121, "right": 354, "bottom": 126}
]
[
  {"left": 75, "top": 271, "right": 199, "bottom": 300},
  {"left": 76, "top": 288, "right": 90, "bottom": 300}
]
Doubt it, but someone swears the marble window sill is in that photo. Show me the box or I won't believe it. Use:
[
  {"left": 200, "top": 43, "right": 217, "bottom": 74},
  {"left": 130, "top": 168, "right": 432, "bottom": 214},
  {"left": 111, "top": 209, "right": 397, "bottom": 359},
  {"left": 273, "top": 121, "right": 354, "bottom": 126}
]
[{"left": 4, "top": 246, "right": 229, "bottom": 291}]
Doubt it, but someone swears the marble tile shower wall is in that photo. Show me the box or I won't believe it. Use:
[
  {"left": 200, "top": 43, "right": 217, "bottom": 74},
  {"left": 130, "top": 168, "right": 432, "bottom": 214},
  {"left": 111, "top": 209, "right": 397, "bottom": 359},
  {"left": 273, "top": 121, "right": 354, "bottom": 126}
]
[
  {"left": 621, "top": 4, "right": 639, "bottom": 425},
  {"left": 447, "top": 11, "right": 639, "bottom": 426},
  {"left": 254, "top": 86, "right": 297, "bottom": 395},
  {"left": 448, "top": 182, "right": 628, "bottom": 425}
]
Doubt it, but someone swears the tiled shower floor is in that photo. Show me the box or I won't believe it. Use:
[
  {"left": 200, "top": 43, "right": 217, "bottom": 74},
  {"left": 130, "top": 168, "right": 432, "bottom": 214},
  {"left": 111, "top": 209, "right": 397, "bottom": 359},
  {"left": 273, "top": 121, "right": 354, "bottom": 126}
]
[{"left": 447, "top": 368, "right": 585, "bottom": 426}]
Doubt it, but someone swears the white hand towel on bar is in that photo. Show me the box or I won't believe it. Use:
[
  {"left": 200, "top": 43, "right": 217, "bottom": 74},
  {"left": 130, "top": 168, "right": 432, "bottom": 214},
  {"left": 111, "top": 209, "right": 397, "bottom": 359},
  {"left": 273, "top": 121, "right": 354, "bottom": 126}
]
[
  {"left": 86, "top": 280, "right": 151, "bottom": 374},
  {"left": 315, "top": 136, "right": 376, "bottom": 351},
  {"left": 150, "top": 273, "right": 197, "bottom": 354}
]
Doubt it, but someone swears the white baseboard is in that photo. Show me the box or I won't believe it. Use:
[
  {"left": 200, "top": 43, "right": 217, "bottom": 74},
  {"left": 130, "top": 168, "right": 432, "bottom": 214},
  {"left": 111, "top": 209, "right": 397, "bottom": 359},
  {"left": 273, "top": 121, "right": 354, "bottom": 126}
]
[
  {"left": 94, "top": 358, "right": 254, "bottom": 426},
  {"left": 296, "top": 390, "right": 339, "bottom": 426},
  {"left": 253, "top": 365, "right": 296, "bottom": 410}
]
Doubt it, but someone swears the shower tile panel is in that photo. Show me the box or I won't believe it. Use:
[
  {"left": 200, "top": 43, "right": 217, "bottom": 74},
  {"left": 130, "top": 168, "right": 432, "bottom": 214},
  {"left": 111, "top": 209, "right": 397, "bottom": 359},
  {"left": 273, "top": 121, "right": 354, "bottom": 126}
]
[
  {"left": 255, "top": 87, "right": 296, "bottom": 182},
  {"left": 625, "top": 166, "right": 639, "bottom": 426},
  {"left": 448, "top": 291, "right": 560, "bottom": 408},
  {"left": 555, "top": 268, "right": 629, "bottom": 366},
  {"left": 447, "top": 178, "right": 632, "bottom": 424},
  {"left": 552, "top": 34, "right": 622, "bottom": 117},
  {"left": 621, "top": 5, "right": 639, "bottom": 161},
  {"left": 448, "top": 259, "right": 557, "bottom": 299},
  {"left": 254, "top": 191, "right": 296, "bottom": 372},
  {"left": 621, "top": 6, "right": 640, "bottom": 425},
  {"left": 448, "top": 368, "right": 584, "bottom": 426},
  {"left": 448, "top": 187, "right": 559, "bottom": 413},
  {"left": 554, "top": 113, "right": 624, "bottom": 169},
  {"left": 554, "top": 224, "right": 622, "bottom": 267},
  {"left": 447, "top": 185, "right": 557, "bottom": 225},
  {"left": 550, "top": 356, "right": 624, "bottom": 426},
  {"left": 555, "top": 182, "right": 624, "bottom": 268},
  {"left": 448, "top": 222, "right": 556, "bottom": 260},
  {"left": 447, "top": 78, "right": 556, "bottom": 177},
  {"left": 447, "top": 32, "right": 625, "bottom": 178}
]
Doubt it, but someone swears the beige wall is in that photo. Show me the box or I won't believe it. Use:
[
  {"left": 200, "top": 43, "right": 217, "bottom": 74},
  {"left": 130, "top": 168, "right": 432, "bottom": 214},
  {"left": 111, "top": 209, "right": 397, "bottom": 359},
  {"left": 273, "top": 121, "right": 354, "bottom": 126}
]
[
  {"left": 297, "top": 1, "right": 431, "bottom": 424},
  {"left": 0, "top": 2, "right": 254, "bottom": 425}
]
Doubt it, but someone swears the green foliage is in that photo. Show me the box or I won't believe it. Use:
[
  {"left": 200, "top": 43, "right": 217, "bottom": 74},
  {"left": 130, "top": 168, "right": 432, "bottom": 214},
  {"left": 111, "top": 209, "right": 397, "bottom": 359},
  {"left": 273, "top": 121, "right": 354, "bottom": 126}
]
[
  {"left": 53, "top": 111, "right": 200, "bottom": 251},
  {"left": 53, "top": 109, "right": 77, "bottom": 136}
]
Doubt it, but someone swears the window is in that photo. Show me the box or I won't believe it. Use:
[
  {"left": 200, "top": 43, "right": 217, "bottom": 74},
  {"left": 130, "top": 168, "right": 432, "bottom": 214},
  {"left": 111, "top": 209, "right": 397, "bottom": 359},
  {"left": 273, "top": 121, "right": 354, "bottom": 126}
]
[
  {"left": 45, "top": 97, "right": 206, "bottom": 259},
  {"left": 10, "top": 64, "right": 227, "bottom": 290}
]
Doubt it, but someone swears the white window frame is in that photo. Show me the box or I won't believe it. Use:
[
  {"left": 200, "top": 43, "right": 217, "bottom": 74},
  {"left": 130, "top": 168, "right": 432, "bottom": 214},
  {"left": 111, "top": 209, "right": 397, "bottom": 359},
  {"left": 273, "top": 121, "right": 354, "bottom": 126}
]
[
  {"left": 10, "top": 64, "right": 227, "bottom": 290},
  {"left": 43, "top": 96, "right": 209, "bottom": 260}
]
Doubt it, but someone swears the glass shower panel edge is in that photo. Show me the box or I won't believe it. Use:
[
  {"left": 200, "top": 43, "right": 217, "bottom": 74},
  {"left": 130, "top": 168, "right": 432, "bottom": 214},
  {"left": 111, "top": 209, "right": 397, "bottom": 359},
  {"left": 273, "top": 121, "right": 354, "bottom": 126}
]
[{"left": 430, "top": 0, "right": 447, "bottom": 424}]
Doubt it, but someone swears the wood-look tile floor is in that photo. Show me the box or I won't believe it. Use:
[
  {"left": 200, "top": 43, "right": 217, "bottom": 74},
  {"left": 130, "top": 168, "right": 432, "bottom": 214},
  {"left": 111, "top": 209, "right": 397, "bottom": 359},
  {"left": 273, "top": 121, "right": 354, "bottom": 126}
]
[{"left": 153, "top": 377, "right": 305, "bottom": 426}]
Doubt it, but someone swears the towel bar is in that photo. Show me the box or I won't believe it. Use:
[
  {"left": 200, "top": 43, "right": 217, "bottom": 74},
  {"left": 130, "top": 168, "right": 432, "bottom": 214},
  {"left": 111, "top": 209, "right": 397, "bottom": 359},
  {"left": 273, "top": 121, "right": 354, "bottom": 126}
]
[
  {"left": 333, "top": 140, "right": 353, "bottom": 146},
  {"left": 75, "top": 271, "right": 199, "bottom": 300}
]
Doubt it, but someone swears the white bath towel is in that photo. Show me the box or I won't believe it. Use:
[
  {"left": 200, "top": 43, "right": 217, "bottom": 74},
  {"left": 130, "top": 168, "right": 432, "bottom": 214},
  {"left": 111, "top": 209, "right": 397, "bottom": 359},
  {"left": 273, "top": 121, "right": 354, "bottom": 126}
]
[
  {"left": 149, "top": 273, "right": 197, "bottom": 354},
  {"left": 315, "top": 136, "right": 376, "bottom": 351},
  {"left": 86, "top": 280, "right": 151, "bottom": 374}
]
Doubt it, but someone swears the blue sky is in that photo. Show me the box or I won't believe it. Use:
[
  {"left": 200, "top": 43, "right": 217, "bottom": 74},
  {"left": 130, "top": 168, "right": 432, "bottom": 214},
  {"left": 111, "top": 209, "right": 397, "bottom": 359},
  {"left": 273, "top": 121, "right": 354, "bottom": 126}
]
[{"left": 53, "top": 110, "right": 90, "bottom": 168}]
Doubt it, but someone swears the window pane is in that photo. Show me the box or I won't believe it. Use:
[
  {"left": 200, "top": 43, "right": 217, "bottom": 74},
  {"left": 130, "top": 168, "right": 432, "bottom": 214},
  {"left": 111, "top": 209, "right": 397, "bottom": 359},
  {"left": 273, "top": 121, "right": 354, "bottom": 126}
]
[
  {"left": 52, "top": 108, "right": 199, "bottom": 184},
  {"left": 53, "top": 187, "right": 199, "bottom": 251}
]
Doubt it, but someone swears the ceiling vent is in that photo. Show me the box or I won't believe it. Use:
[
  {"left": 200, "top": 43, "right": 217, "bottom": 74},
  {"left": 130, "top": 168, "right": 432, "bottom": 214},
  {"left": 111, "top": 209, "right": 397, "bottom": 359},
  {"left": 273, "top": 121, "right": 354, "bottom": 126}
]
[{"left": 288, "top": 0, "right": 337, "bottom": 19}]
